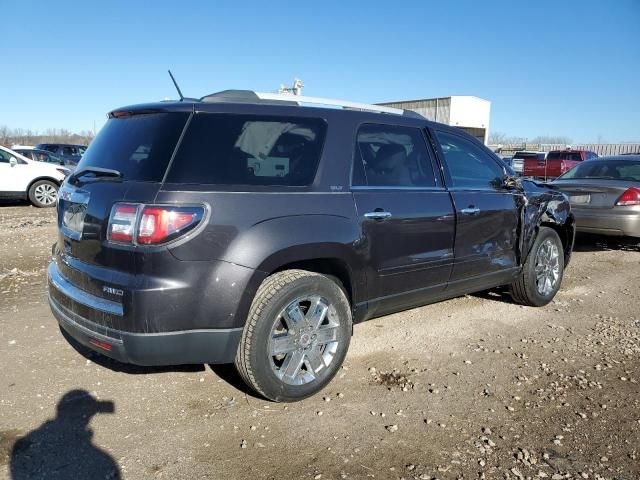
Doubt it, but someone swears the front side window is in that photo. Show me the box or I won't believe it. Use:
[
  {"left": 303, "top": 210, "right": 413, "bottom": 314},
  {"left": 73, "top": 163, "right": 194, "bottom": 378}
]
[
  {"left": 352, "top": 124, "right": 436, "bottom": 188},
  {"left": 0, "top": 150, "right": 11, "bottom": 163},
  {"left": 167, "top": 114, "right": 326, "bottom": 186},
  {"left": 436, "top": 130, "right": 504, "bottom": 189}
]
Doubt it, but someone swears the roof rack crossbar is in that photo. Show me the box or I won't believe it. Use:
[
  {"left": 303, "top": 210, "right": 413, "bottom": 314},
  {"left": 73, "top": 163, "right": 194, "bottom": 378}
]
[{"left": 254, "top": 92, "right": 404, "bottom": 115}]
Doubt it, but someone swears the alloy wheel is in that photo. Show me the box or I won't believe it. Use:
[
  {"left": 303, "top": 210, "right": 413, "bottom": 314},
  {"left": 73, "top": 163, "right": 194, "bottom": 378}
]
[
  {"left": 534, "top": 238, "right": 560, "bottom": 296},
  {"left": 34, "top": 183, "right": 57, "bottom": 206},
  {"left": 269, "top": 296, "right": 340, "bottom": 386}
]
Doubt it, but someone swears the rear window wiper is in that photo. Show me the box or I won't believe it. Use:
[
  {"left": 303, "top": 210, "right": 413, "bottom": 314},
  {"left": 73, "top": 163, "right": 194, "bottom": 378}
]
[{"left": 70, "top": 166, "right": 122, "bottom": 182}]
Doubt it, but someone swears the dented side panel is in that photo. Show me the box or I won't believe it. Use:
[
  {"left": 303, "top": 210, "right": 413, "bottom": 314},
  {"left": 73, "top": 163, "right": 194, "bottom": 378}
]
[{"left": 518, "top": 180, "right": 576, "bottom": 266}]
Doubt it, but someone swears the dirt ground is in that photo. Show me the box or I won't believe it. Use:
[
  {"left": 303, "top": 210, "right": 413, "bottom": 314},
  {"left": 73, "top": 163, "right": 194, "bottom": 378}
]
[{"left": 0, "top": 203, "right": 639, "bottom": 480}]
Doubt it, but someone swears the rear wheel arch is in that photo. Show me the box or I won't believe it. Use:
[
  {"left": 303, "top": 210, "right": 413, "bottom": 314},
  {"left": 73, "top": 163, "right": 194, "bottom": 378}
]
[
  {"left": 272, "top": 258, "right": 355, "bottom": 306},
  {"left": 26, "top": 176, "right": 62, "bottom": 191}
]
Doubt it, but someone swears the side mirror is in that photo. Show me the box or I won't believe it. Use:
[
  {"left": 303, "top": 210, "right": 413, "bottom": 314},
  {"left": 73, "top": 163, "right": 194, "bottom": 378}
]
[{"left": 9, "top": 157, "right": 17, "bottom": 167}]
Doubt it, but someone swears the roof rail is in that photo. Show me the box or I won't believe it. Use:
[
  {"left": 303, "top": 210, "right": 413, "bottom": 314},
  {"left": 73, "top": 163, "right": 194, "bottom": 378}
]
[{"left": 254, "top": 92, "right": 404, "bottom": 115}]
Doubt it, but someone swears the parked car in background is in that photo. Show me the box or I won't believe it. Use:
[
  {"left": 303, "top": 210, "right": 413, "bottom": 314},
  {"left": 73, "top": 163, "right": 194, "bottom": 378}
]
[
  {"left": 36, "top": 143, "right": 87, "bottom": 166},
  {"left": 551, "top": 155, "right": 640, "bottom": 238},
  {"left": 524, "top": 149, "right": 598, "bottom": 181},
  {"left": 0, "top": 146, "right": 68, "bottom": 207},
  {"left": 13, "top": 148, "right": 73, "bottom": 169},
  {"left": 47, "top": 90, "right": 575, "bottom": 402},
  {"left": 511, "top": 151, "right": 546, "bottom": 176}
]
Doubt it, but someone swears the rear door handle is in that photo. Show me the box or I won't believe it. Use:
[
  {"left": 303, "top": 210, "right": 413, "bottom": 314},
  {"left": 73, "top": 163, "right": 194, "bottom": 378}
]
[
  {"left": 364, "top": 210, "right": 392, "bottom": 221},
  {"left": 460, "top": 207, "right": 480, "bottom": 215}
]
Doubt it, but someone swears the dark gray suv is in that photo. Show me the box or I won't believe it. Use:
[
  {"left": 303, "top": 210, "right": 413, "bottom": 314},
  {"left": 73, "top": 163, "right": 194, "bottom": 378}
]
[{"left": 48, "top": 91, "right": 575, "bottom": 401}]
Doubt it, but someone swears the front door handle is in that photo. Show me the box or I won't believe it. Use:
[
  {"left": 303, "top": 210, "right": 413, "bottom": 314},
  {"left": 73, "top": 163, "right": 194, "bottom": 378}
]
[
  {"left": 460, "top": 207, "right": 480, "bottom": 215},
  {"left": 364, "top": 210, "right": 392, "bottom": 221}
]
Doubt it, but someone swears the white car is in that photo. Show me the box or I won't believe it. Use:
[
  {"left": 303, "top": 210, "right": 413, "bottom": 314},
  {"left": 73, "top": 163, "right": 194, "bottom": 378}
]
[{"left": 0, "top": 145, "right": 68, "bottom": 207}]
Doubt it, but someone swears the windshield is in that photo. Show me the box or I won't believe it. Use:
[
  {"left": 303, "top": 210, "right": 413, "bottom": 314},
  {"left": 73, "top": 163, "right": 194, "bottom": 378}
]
[
  {"left": 74, "top": 112, "right": 189, "bottom": 182},
  {"left": 557, "top": 160, "right": 640, "bottom": 181}
]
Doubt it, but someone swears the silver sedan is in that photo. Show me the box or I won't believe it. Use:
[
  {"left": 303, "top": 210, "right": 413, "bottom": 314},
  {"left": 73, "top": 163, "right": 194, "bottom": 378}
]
[{"left": 550, "top": 155, "right": 640, "bottom": 238}]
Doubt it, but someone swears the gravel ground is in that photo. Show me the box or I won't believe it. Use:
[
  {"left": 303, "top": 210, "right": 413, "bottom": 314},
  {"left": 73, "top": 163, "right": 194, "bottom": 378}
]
[{"left": 0, "top": 203, "right": 639, "bottom": 480}]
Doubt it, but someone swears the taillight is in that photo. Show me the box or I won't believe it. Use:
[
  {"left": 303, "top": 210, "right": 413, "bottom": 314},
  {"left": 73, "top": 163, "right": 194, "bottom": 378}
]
[
  {"left": 615, "top": 187, "right": 640, "bottom": 206},
  {"left": 138, "top": 206, "right": 202, "bottom": 244},
  {"left": 560, "top": 161, "right": 567, "bottom": 172},
  {"left": 107, "top": 203, "right": 205, "bottom": 245},
  {"left": 108, "top": 203, "right": 138, "bottom": 243}
]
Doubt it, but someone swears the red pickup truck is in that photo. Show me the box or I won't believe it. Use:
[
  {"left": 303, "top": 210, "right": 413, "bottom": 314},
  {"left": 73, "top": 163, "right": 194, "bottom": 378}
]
[{"left": 523, "top": 149, "right": 598, "bottom": 180}]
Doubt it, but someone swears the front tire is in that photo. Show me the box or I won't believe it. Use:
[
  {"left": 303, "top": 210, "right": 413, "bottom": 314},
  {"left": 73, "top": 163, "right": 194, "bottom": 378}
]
[
  {"left": 509, "top": 227, "right": 564, "bottom": 306},
  {"left": 235, "top": 269, "right": 352, "bottom": 402},
  {"left": 28, "top": 180, "right": 58, "bottom": 208}
]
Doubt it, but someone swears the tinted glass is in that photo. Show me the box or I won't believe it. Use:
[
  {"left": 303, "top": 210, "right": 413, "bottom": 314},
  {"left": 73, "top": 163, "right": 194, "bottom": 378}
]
[
  {"left": 75, "top": 113, "right": 189, "bottom": 182},
  {"left": 436, "top": 130, "right": 504, "bottom": 189},
  {"left": 62, "top": 146, "right": 74, "bottom": 155},
  {"left": 353, "top": 124, "right": 436, "bottom": 187},
  {"left": 167, "top": 114, "right": 326, "bottom": 186},
  {"left": 513, "top": 152, "right": 538, "bottom": 160},
  {"left": 558, "top": 160, "right": 640, "bottom": 182},
  {"left": 0, "top": 150, "right": 11, "bottom": 163},
  {"left": 548, "top": 151, "right": 582, "bottom": 161},
  {"left": 16, "top": 150, "right": 34, "bottom": 160}
]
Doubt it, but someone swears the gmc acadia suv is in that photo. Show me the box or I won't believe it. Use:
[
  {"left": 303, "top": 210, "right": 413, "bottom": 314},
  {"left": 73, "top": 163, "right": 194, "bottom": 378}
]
[{"left": 48, "top": 91, "right": 575, "bottom": 402}]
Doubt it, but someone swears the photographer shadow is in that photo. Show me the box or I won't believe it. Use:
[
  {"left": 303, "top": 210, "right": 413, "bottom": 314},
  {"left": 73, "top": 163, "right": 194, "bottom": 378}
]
[{"left": 10, "top": 390, "right": 120, "bottom": 480}]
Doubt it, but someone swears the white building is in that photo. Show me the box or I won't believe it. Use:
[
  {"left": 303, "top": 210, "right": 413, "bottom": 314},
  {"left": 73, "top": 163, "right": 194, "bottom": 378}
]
[{"left": 377, "top": 96, "right": 491, "bottom": 144}]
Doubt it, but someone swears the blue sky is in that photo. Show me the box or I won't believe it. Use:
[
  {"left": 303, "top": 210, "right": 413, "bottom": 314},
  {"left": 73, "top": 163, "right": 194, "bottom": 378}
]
[{"left": 2, "top": 0, "right": 639, "bottom": 142}]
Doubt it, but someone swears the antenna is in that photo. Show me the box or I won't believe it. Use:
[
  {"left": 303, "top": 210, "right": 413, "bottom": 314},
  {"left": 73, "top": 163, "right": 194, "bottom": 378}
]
[{"left": 168, "top": 70, "right": 184, "bottom": 101}]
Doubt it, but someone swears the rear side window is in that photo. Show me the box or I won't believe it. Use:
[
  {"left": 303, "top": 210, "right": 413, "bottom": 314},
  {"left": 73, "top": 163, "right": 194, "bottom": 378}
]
[
  {"left": 352, "top": 124, "right": 436, "bottom": 188},
  {"left": 436, "top": 130, "right": 504, "bottom": 189},
  {"left": 548, "top": 152, "right": 582, "bottom": 162},
  {"left": 74, "top": 113, "right": 189, "bottom": 182},
  {"left": 167, "top": 114, "right": 326, "bottom": 186}
]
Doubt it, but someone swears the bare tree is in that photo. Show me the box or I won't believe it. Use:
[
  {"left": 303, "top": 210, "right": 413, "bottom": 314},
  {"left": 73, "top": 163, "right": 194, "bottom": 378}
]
[
  {"left": 0, "top": 125, "right": 94, "bottom": 148},
  {"left": 530, "top": 135, "right": 572, "bottom": 145}
]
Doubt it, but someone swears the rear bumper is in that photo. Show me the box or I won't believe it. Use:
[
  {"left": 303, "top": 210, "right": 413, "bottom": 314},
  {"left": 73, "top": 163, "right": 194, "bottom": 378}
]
[
  {"left": 573, "top": 207, "right": 640, "bottom": 237},
  {"left": 48, "top": 261, "right": 243, "bottom": 365}
]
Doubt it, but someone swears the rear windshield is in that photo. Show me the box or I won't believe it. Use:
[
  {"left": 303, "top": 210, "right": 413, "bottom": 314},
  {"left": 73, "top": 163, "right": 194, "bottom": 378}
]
[
  {"left": 74, "top": 113, "right": 189, "bottom": 182},
  {"left": 548, "top": 151, "right": 582, "bottom": 161},
  {"left": 513, "top": 152, "right": 539, "bottom": 160},
  {"left": 558, "top": 160, "right": 640, "bottom": 181},
  {"left": 513, "top": 152, "right": 546, "bottom": 161},
  {"left": 166, "top": 113, "right": 327, "bottom": 186}
]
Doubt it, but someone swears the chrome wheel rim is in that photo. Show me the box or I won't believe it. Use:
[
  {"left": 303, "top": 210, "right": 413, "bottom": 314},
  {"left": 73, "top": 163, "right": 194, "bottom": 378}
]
[
  {"left": 535, "top": 238, "right": 560, "bottom": 296},
  {"left": 269, "top": 295, "right": 340, "bottom": 386},
  {"left": 34, "top": 184, "right": 57, "bottom": 205}
]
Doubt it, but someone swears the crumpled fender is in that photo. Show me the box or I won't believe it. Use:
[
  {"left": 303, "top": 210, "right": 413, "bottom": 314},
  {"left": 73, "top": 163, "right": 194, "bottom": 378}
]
[{"left": 513, "top": 179, "right": 575, "bottom": 267}]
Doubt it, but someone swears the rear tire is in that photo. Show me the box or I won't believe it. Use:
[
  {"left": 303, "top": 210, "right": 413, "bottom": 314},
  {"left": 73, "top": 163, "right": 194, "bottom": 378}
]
[
  {"left": 28, "top": 180, "right": 58, "bottom": 208},
  {"left": 509, "top": 227, "right": 564, "bottom": 306},
  {"left": 235, "top": 269, "right": 352, "bottom": 402}
]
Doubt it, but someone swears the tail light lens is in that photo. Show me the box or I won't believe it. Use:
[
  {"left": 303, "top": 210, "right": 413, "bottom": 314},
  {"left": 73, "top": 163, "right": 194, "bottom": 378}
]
[
  {"left": 107, "top": 203, "right": 205, "bottom": 245},
  {"left": 615, "top": 187, "right": 640, "bottom": 206},
  {"left": 560, "top": 161, "right": 567, "bottom": 172},
  {"left": 108, "top": 204, "right": 138, "bottom": 242},
  {"left": 138, "top": 206, "right": 203, "bottom": 244}
]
